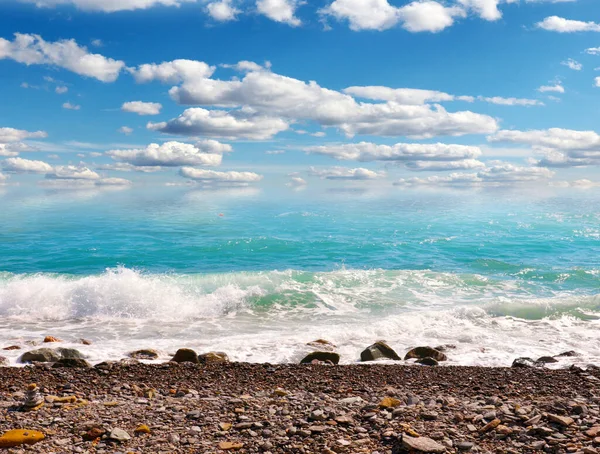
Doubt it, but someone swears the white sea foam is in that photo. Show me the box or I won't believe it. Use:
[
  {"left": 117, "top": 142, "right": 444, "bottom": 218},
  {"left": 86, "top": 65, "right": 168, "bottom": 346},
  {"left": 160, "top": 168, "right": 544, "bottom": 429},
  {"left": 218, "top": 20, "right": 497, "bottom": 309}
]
[{"left": 1, "top": 267, "right": 599, "bottom": 368}]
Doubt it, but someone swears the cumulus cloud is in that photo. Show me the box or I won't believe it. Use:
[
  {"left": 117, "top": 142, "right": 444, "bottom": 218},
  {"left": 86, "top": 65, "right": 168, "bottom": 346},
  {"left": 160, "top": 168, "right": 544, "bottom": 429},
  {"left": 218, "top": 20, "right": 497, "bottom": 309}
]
[
  {"left": 306, "top": 142, "right": 481, "bottom": 162},
  {"left": 395, "top": 163, "right": 554, "bottom": 187},
  {"left": 133, "top": 59, "right": 498, "bottom": 139},
  {"left": 0, "top": 172, "right": 7, "bottom": 183},
  {"left": 107, "top": 141, "right": 224, "bottom": 167},
  {"left": 287, "top": 176, "right": 307, "bottom": 187},
  {"left": 207, "top": 0, "right": 240, "bottom": 21},
  {"left": 309, "top": 166, "right": 386, "bottom": 180},
  {"left": 0, "top": 142, "right": 37, "bottom": 157},
  {"left": 561, "top": 58, "right": 583, "bottom": 71},
  {"left": 586, "top": 47, "right": 600, "bottom": 55},
  {"left": 538, "top": 83, "right": 564, "bottom": 93},
  {"left": 118, "top": 126, "right": 134, "bottom": 135},
  {"left": 147, "top": 108, "right": 290, "bottom": 140},
  {"left": 2, "top": 157, "right": 54, "bottom": 174},
  {"left": 95, "top": 162, "right": 163, "bottom": 173},
  {"left": 320, "top": 0, "right": 466, "bottom": 33},
  {"left": 595, "top": 77, "right": 600, "bottom": 88},
  {"left": 536, "top": 16, "right": 600, "bottom": 33},
  {"left": 179, "top": 167, "right": 263, "bottom": 185},
  {"left": 256, "top": 0, "right": 301, "bottom": 26},
  {"left": 405, "top": 158, "right": 486, "bottom": 171},
  {"left": 62, "top": 102, "right": 81, "bottom": 110},
  {"left": 0, "top": 33, "right": 125, "bottom": 82},
  {"left": 55, "top": 86, "right": 68, "bottom": 94},
  {"left": 18, "top": 0, "right": 196, "bottom": 12},
  {"left": 121, "top": 101, "right": 162, "bottom": 115},
  {"left": 489, "top": 128, "right": 600, "bottom": 168},
  {"left": 130, "top": 59, "right": 215, "bottom": 84},
  {"left": 0, "top": 127, "right": 47, "bottom": 143},
  {"left": 48, "top": 165, "right": 100, "bottom": 180}
]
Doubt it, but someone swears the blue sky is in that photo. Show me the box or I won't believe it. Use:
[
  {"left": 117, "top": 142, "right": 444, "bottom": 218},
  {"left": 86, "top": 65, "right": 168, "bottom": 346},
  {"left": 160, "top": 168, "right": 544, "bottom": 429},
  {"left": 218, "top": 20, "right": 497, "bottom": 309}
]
[{"left": 1, "top": 0, "right": 600, "bottom": 190}]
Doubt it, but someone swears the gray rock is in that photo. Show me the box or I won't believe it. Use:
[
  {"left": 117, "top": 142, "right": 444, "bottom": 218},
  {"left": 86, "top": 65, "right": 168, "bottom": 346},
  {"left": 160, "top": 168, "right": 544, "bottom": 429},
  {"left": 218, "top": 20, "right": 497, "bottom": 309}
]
[
  {"left": 536, "top": 356, "right": 558, "bottom": 364},
  {"left": 109, "top": 428, "right": 131, "bottom": 442},
  {"left": 416, "top": 357, "right": 439, "bottom": 366},
  {"left": 300, "top": 351, "right": 340, "bottom": 365},
  {"left": 360, "top": 341, "right": 401, "bottom": 362},
  {"left": 456, "top": 441, "right": 475, "bottom": 451},
  {"left": 404, "top": 346, "right": 447, "bottom": 362},
  {"left": 128, "top": 349, "right": 159, "bottom": 360},
  {"left": 511, "top": 357, "right": 537, "bottom": 368},
  {"left": 20, "top": 347, "right": 84, "bottom": 363},
  {"left": 53, "top": 358, "right": 91, "bottom": 368},
  {"left": 400, "top": 435, "right": 445, "bottom": 453}
]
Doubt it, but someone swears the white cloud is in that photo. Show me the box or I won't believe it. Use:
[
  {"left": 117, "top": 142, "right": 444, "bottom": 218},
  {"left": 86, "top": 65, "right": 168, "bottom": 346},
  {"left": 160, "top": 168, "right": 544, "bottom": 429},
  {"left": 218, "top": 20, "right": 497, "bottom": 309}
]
[
  {"left": 309, "top": 166, "right": 386, "bottom": 180},
  {"left": 18, "top": 0, "right": 196, "bottom": 13},
  {"left": 536, "top": 16, "right": 600, "bottom": 33},
  {"left": 344, "top": 86, "right": 460, "bottom": 104},
  {"left": 287, "top": 176, "right": 307, "bottom": 187},
  {"left": 405, "top": 158, "right": 486, "bottom": 171},
  {"left": 394, "top": 163, "right": 554, "bottom": 187},
  {"left": 0, "top": 33, "right": 125, "bottom": 82},
  {"left": 0, "top": 172, "right": 7, "bottom": 183},
  {"left": 107, "top": 141, "right": 224, "bottom": 167},
  {"left": 489, "top": 128, "right": 600, "bottom": 168},
  {"left": 91, "top": 39, "right": 103, "bottom": 47},
  {"left": 207, "top": 0, "right": 241, "bottom": 21},
  {"left": 399, "top": 1, "right": 466, "bottom": 33},
  {"left": 134, "top": 60, "right": 498, "bottom": 139},
  {"left": 55, "top": 86, "right": 68, "bottom": 94},
  {"left": 195, "top": 139, "right": 233, "bottom": 154},
  {"left": 561, "top": 58, "right": 583, "bottom": 70},
  {"left": 0, "top": 144, "right": 22, "bottom": 157},
  {"left": 49, "top": 165, "right": 100, "bottom": 180},
  {"left": 477, "top": 96, "right": 543, "bottom": 106},
  {"left": 538, "top": 83, "right": 564, "bottom": 93},
  {"left": 148, "top": 108, "right": 290, "bottom": 140},
  {"left": 595, "top": 77, "right": 600, "bottom": 88},
  {"left": 586, "top": 47, "right": 600, "bottom": 55},
  {"left": 320, "top": 0, "right": 465, "bottom": 33},
  {"left": 63, "top": 102, "right": 81, "bottom": 110},
  {"left": 2, "top": 157, "right": 54, "bottom": 173},
  {"left": 306, "top": 142, "right": 482, "bottom": 162},
  {"left": 95, "top": 162, "right": 163, "bottom": 173},
  {"left": 96, "top": 177, "right": 133, "bottom": 186},
  {"left": 0, "top": 127, "right": 47, "bottom": 143},
  {"left": 256, "top": 0, "right": 301, "bottom": 26},
  {"left": 179, "top": 167, "right": 263, "bottom": 184},
  {"left": 266, "top": 150, "right": 285, "bottom": 154},
  {"left": 456, "top": 0, "right": 504, "bottom": 21},
  {"left": 551, "top": 179, "right": 600, "bottom": 189},
  {"left": 121, "top": 101, "right": 162, "bottom": 115},
  {"left": 118, "top": 126, "right": 134, "bottom": 135},
  {"left": 130, "top": 59, "right": 215, "bottom": 84}
]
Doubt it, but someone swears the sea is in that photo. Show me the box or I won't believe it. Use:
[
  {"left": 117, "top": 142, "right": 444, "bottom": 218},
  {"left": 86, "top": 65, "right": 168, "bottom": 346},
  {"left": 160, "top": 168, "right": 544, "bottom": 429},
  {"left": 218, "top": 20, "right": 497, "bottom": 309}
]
[{"left": 1, "top": 184, "right": 599, "bottom": 367}]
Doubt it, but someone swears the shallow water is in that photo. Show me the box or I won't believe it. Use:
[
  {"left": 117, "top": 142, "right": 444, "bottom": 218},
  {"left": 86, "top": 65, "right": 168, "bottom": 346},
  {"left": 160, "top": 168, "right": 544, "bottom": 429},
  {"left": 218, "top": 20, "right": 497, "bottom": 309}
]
[{"left": 1, "top": 186, "right": 599, "bottom": 366}]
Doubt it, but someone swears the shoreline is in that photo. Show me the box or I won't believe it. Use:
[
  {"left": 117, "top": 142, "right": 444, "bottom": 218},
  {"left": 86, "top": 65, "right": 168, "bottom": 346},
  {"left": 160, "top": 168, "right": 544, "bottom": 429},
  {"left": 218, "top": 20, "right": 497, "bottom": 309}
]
[{"left": 1, "top": 362, "right": 600, "bottom": 453}]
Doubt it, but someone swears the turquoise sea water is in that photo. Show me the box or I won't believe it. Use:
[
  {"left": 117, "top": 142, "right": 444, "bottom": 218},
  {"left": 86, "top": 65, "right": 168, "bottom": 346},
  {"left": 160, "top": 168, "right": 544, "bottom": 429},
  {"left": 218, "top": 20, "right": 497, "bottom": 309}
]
[{"left": 1, "top": 185, "right": 599, "bottom": 366}]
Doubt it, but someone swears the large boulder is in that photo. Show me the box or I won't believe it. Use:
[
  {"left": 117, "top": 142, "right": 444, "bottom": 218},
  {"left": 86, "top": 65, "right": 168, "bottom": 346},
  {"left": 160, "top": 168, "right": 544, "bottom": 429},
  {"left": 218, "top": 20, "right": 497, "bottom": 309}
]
[
  {"left": 404, "top": 346, "right": 447, "bottom": 362},
  {"left": 360, "top": 341, "right": 401, "bottom": 362},
  {"left": 19, "top": 348, "right": 84, "bottom": 364},
  {"left": 198, "top": 352, "right": 229, "bottom": 364},
  {"left": 171, "top": 348, "right": 199, "bottom": 364},
  {"left": 300, "top": 352, "right": 340, "bottom": 365}
]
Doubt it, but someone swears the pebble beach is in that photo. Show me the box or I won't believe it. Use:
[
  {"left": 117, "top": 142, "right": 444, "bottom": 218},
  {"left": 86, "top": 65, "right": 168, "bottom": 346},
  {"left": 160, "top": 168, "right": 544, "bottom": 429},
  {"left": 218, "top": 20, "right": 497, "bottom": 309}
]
[{"left": 2, "top": 341, "right": 600, "bottom": 454}]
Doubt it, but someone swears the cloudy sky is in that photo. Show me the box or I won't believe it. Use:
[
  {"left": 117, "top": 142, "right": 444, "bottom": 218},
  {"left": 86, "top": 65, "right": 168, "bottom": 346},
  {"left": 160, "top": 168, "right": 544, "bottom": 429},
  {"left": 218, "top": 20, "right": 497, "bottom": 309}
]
[{"left": 0, "top": 0, "right": 599, "bottom": 190}]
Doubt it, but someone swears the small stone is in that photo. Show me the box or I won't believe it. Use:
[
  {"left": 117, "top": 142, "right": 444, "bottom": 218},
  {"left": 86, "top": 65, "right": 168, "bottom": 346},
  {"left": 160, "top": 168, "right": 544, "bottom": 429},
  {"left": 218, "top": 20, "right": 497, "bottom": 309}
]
[
  {"left": 0, "top": 429, "right": 46, "bottom": 448},
  {"left": 273, "top": 388, "right": 288, "bottom": 397},
  {"left": 308, "top": 425, "right": 328, "bottom": 433},
  {"left": 134, "top": 425, "right": 151, "bottom": 435},
  {"left": 379, "top": 397, "right": 402, "bottom": 409},
  {"left": 43, "top": 336, "right": 61, "bottom": 343},
  {"left": 108, "top": 428, "right": 131, "bottom": 442},
  {"left": 220, "top": 423, "right": 232, "bottom": 431},
  {"left": 401, "top": 435, "right": 445, "bottom": 453},
  {"left": 404, "top": 346, "right": 447, "bottom": 362},
  {"left": 456, "top": 441, "right": 475, "bottom": 451},
  {"left": 547, "top": 414, "right": 574, "bottom": 427},
  {"left": 129, "top": 349, "right": 159, "bottom": 360},
  {"left": 82, "top": 427, "right": 105, "bottom": 441},
  {"left": 479, "top": 418, "right": 501, "bottom": 433},
  {"left": 80, "top": 339, "right": 92, "bottom": 345},
  {"left": 219, "top": 441, "right": 244, "bottom": 450},
  {"left": 496, "top": 425, "right": 513, "bottom": 435},
  {"left": 586, "top": 426, "right": 600, "bottom": 438},
  {"left": 171, "top": 348, "right": 198, "bottom": 363},
  {"left": 300, "top": 351, "right": 340, "bottom": 365},
  {"left": 3, "top": 345, "right": 21, "bottom": 350}
]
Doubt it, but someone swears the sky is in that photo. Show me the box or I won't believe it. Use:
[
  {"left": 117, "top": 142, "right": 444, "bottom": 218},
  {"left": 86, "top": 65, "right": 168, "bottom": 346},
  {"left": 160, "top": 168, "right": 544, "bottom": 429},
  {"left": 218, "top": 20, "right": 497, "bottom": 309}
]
[{"left": 0, "top": 0, "right": 600, "bottom": 191}]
